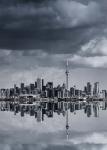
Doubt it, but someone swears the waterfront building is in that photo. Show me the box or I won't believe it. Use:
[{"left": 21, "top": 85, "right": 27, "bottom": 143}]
[
  {"left": 93, "top": 82, "right": 99, "bottom": 97},
  {"left": 102, "top": 90, "right": 107, "bottom": 99},
  {"left": 42, "top": 79, "right": 44, "bottom": 91},
  {"left": 21, "top": 83, "right": 24, "bottom": 90},
  {"left": 84, "top": 86, "right": 87, "bottom": 95},
  {"left": 70, "top": 87, "right": 75, "bottom": 97},
  {"left": 87, "top": 82, "right": 92, "bottom": 96},
  {"left": 35, "top": 81, "right": 37, "bottom": 88},
  {"left": 37, "top": 78, "right": 42, "bottom": 92},
  {"left": 75, "top": 89, "right": 81, "bottom": 97}
]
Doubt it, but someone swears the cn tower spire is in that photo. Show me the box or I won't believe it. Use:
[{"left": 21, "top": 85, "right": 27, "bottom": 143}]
[{"left": 65, "top": 60, "right": 69, "bottom": 97}]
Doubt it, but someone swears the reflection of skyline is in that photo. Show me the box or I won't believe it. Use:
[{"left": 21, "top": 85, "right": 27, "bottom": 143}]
[
  {"left": 0, "top": 101, "right": 107, "bottom": 150},
  {"left": 1, "top": 101, "right": 107, "bottom": 121},
  {"left": 1, "top": 100, "right": 107, "bottom": 141}
]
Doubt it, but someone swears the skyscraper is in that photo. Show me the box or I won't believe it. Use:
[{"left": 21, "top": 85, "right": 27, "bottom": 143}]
[
  {"left": 93, "top": 82, "right": 99, "bottom": 97},
  {"left": 46, "top": 82, "right": 54, "bottom": 98},
  {"left": 37, "top": 78, "right": 42, "bottom": 92},
  {"left": 21, "top": 83, "right": 24, "bottom": 90},
  {"left": 20, "top": 83, "right": 24, "bottom": 94},
  {"left": 70, "top": 87, "right": 75, "bottom": 97},
  {"left": 14, "top": 84, "right": 17, "bottom": 95},
  {"left": 87, "top": 82, "right": 92, "bottom": 96},
  {"left": 30, "top": 84, "right": 35, "bottom": 92},
  {"left": 35, "top": 81, "right": 37, "bottom": 88},
  {"left": 42, "top": 79, "right": 44, "bottom": 90}
]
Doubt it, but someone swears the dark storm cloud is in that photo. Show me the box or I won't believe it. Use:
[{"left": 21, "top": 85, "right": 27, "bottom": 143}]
[
  {"left": 0, "top": 27, "right": 100, "bottom": 53},
  {"left": 0, "top": 0, "right": 107, "bottom": 69},
  {"left": 0, "top": 0, "right": 105, "bottom": 53}
]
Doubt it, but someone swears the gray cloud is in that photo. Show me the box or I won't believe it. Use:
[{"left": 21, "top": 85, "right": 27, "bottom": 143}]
[
  {"left": 0, "top": 0, "right": 105, "bottom": 52},
  {"left": 54, "top": 1, "right": 101, "bottom": 28}
]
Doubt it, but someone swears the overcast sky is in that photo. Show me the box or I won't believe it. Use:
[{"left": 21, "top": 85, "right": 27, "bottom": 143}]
[{"left": 0, "top": 0, "right": 107, "bottom": 89}]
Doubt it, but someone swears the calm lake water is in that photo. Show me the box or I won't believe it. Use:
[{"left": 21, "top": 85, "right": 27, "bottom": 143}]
[{"left": 0, "top": 101, "right": 107, "bottom": 150}]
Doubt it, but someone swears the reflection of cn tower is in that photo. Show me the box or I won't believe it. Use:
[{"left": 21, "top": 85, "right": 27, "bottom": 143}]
[{"left": 65, "top": 60, "right": 69, "bottom": 140}]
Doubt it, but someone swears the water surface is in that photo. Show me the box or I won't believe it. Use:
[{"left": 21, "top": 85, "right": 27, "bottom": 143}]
[{"left": 0, "top": 101, "right": 107, "bottom": 150}]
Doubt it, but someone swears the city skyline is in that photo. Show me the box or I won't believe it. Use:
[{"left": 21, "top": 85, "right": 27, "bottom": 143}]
[
  {"left": 0, "top": 66, "right": 107, "bottom": 90},
  {"left": 0, "top": 76, "right": 107, "bottom": 100},
  {"left": 0, "top": 59, "right": 106, "bottom": 98}
]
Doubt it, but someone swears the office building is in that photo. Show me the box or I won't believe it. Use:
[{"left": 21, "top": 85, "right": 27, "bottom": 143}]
[
  {"left": 37, "top": 78, "right": 42, "bottom": 92},
  {"left": 87, "top": 82, "right": 92, "bottom": 96},
  {"left": 93, "top": 82, "right": 99, "bottom": 97}
]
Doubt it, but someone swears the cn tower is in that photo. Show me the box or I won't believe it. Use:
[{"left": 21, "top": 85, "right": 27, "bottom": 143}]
[{"left": 65, "top": 60, "right": 69, "bottom": 98}]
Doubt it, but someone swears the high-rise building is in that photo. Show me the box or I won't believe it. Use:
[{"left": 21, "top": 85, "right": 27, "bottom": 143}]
[
  {"left": 30, "top": 84, "right": 35, "bottom": 91},
  {"left": 93, "top": 82, "right": 99, "bottom": 97},
  {"left": 14, "top": 84, "right": 17, "bottom": 95},
  {"left": 35, "top": 82, "right": 37, "bottom": 88},
  {"left": 87, "top": 82, "right": 92, "bottom": 96},
  {"left": 42, "top": 79, "right": 44, "bottom": 91},
  {"left": 62, "top": 83, "right": 66, "bottom": 98},
  {"left": 21, "top": 83, "right": 24, "bottom": 90},
  {"left": 46, "top": 82, "right": 53, "bottom": 89},
  {"left": 37, "top": 78, "right": 42, "bottom": 91},
  {"left": 54, "top": 88, "right": 58, "bottom": 98},
  {"left": 46, "top": 82, "right": 54, "bottom": 98},
  {"left": 84, "top": 86, "right": 87, "bottom": 95},
  {"left": 70, "top": 87, "right": 75, "bottom": 97},
  {"left": 75, "top": 89, "right": 81, "bottom": 97},
  {"left": 102, "top": 90, "right": 107, "bottom": 99}
]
